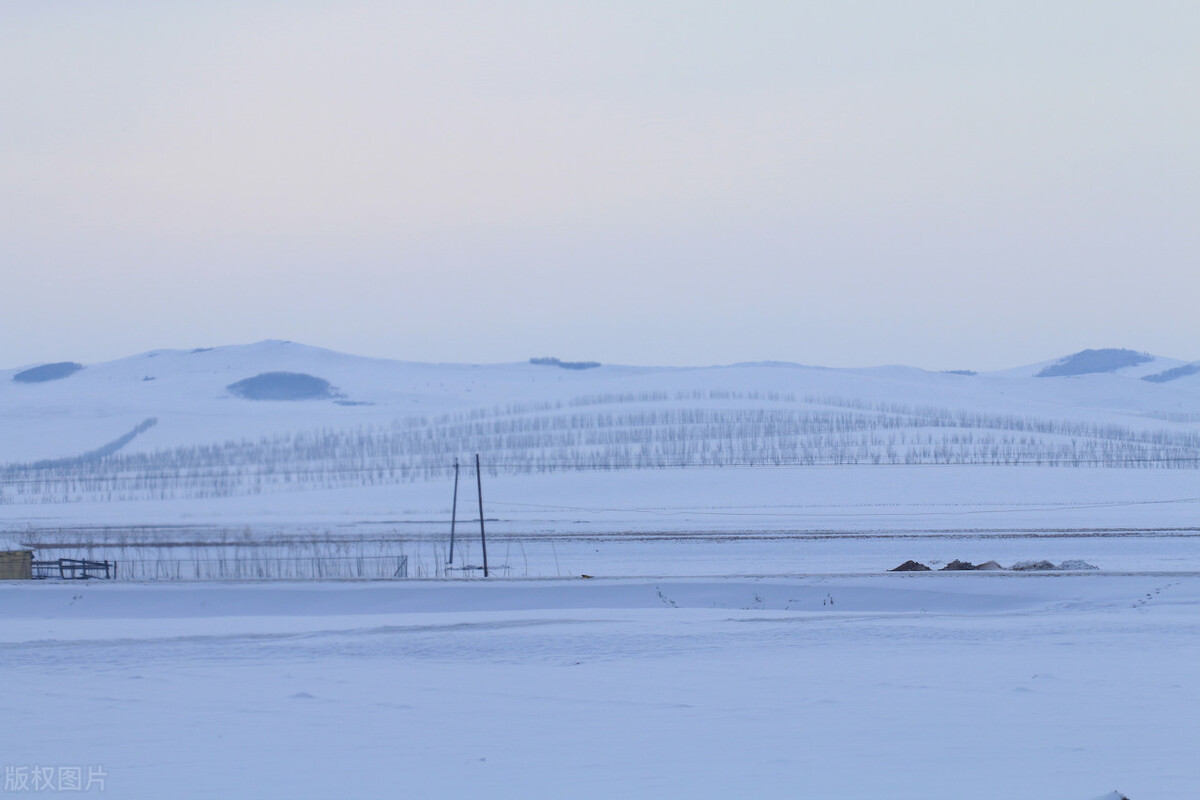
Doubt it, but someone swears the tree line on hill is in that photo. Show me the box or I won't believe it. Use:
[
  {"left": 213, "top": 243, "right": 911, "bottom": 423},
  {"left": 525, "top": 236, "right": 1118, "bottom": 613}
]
[{"left": 3, "top": 391, "right": 1199, "bottom": 504}]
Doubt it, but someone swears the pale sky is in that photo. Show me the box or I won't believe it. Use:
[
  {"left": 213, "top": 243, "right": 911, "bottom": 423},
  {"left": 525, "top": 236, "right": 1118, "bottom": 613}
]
[{"left": 3, "top": 1, "right": 1198, "bottom": 371}]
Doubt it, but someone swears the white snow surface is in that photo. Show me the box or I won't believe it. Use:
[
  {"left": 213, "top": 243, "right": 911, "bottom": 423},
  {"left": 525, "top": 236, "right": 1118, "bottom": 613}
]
[{"left": 2, "top": 574, "right": 1194, "bottom": 799}]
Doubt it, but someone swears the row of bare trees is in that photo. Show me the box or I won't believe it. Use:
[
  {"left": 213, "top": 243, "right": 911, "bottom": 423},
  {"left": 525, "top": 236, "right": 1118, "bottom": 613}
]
[{"left": 3, "top": 393, "right": 1199, "bottom": 504}]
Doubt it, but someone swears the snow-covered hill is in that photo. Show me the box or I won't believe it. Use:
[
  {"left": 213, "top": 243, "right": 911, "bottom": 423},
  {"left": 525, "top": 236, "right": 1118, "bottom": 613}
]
[
  {"left": 4, "top": 340, "right": 1200, "bottom": 458},
  {"left": 2, "top": 340, "right": 1200, "bottom": 524}
]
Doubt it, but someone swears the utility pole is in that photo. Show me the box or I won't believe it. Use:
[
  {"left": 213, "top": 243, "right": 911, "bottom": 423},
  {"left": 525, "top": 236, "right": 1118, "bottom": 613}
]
[
  {"left": 447, "top": 459, "right": 460, "bottom": 566},
  {"left": 476, "top": 453, "right": 488, "bottom": 577}
]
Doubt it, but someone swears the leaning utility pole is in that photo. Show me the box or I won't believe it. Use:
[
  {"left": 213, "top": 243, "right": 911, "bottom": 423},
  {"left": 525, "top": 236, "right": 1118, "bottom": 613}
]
[
  {"left": 476, "top": 453, "right": 488, "bottom": 577},
  {"left": 447, "top": 459, "right": 460, "bottom": 566}
]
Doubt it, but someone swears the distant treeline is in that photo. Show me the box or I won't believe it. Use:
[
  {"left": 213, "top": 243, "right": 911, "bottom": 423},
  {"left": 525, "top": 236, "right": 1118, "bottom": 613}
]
[
  {"left": 1143, "top": 364, "right": 1200, "bottom": 383},
  {"left": 530, "top": 357, "right": 601, "bottom": 370},
  {"left": 21, "top": 418, "right": 158, "bottom": 471},
  {"left": 12, "top": 362, "right": 83, "bottom": 383},
  {"left": 1036, "top": 348, "right": 1151, "bottom": 377}
]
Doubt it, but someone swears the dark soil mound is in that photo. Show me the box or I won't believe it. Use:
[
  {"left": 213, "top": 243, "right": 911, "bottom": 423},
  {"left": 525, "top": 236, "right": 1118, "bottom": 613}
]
[
  {"left": 227, "top": 372, "right": 336, "bottom": 401},
  {"left": 940, "top": 559, "right": 977, "bottom": 571},
  {"left": 13, "top": 362, "right": 83, "bottom": 383},
  {"left": 891, "top": 560, "right": 931, "bottom": 572},
  {"left": 1010, "top": 560, "right": 1057, "bottom": 571},
  {"left": 1055, "top": 559, "right": 1099, "bottom": 570}
]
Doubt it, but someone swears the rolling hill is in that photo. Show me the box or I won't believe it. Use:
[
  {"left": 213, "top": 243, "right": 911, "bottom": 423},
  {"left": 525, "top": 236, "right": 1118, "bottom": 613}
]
[{"left": 2, "top": 341, "right": 1199, "bottom": 529}]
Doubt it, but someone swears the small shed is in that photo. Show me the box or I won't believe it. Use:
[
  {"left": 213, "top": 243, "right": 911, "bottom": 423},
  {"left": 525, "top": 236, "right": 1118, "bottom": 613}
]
[{"left": 0, "top": 550, "right": 33, "bottom": 580}]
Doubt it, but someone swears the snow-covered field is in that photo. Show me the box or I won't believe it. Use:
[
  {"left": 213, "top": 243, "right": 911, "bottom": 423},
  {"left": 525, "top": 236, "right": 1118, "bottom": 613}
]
[
  {"left": 3, "top": 574, "right": 1196, "bottom": 799},
  {"left": 3, "top": 343, "right": 1200, "bottom": 797}
]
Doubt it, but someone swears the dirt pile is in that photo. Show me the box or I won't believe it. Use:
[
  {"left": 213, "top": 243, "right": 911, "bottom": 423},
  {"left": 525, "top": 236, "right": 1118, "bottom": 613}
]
[{"left": 890, "top": 560, "right": 931, "bottom": 572}]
